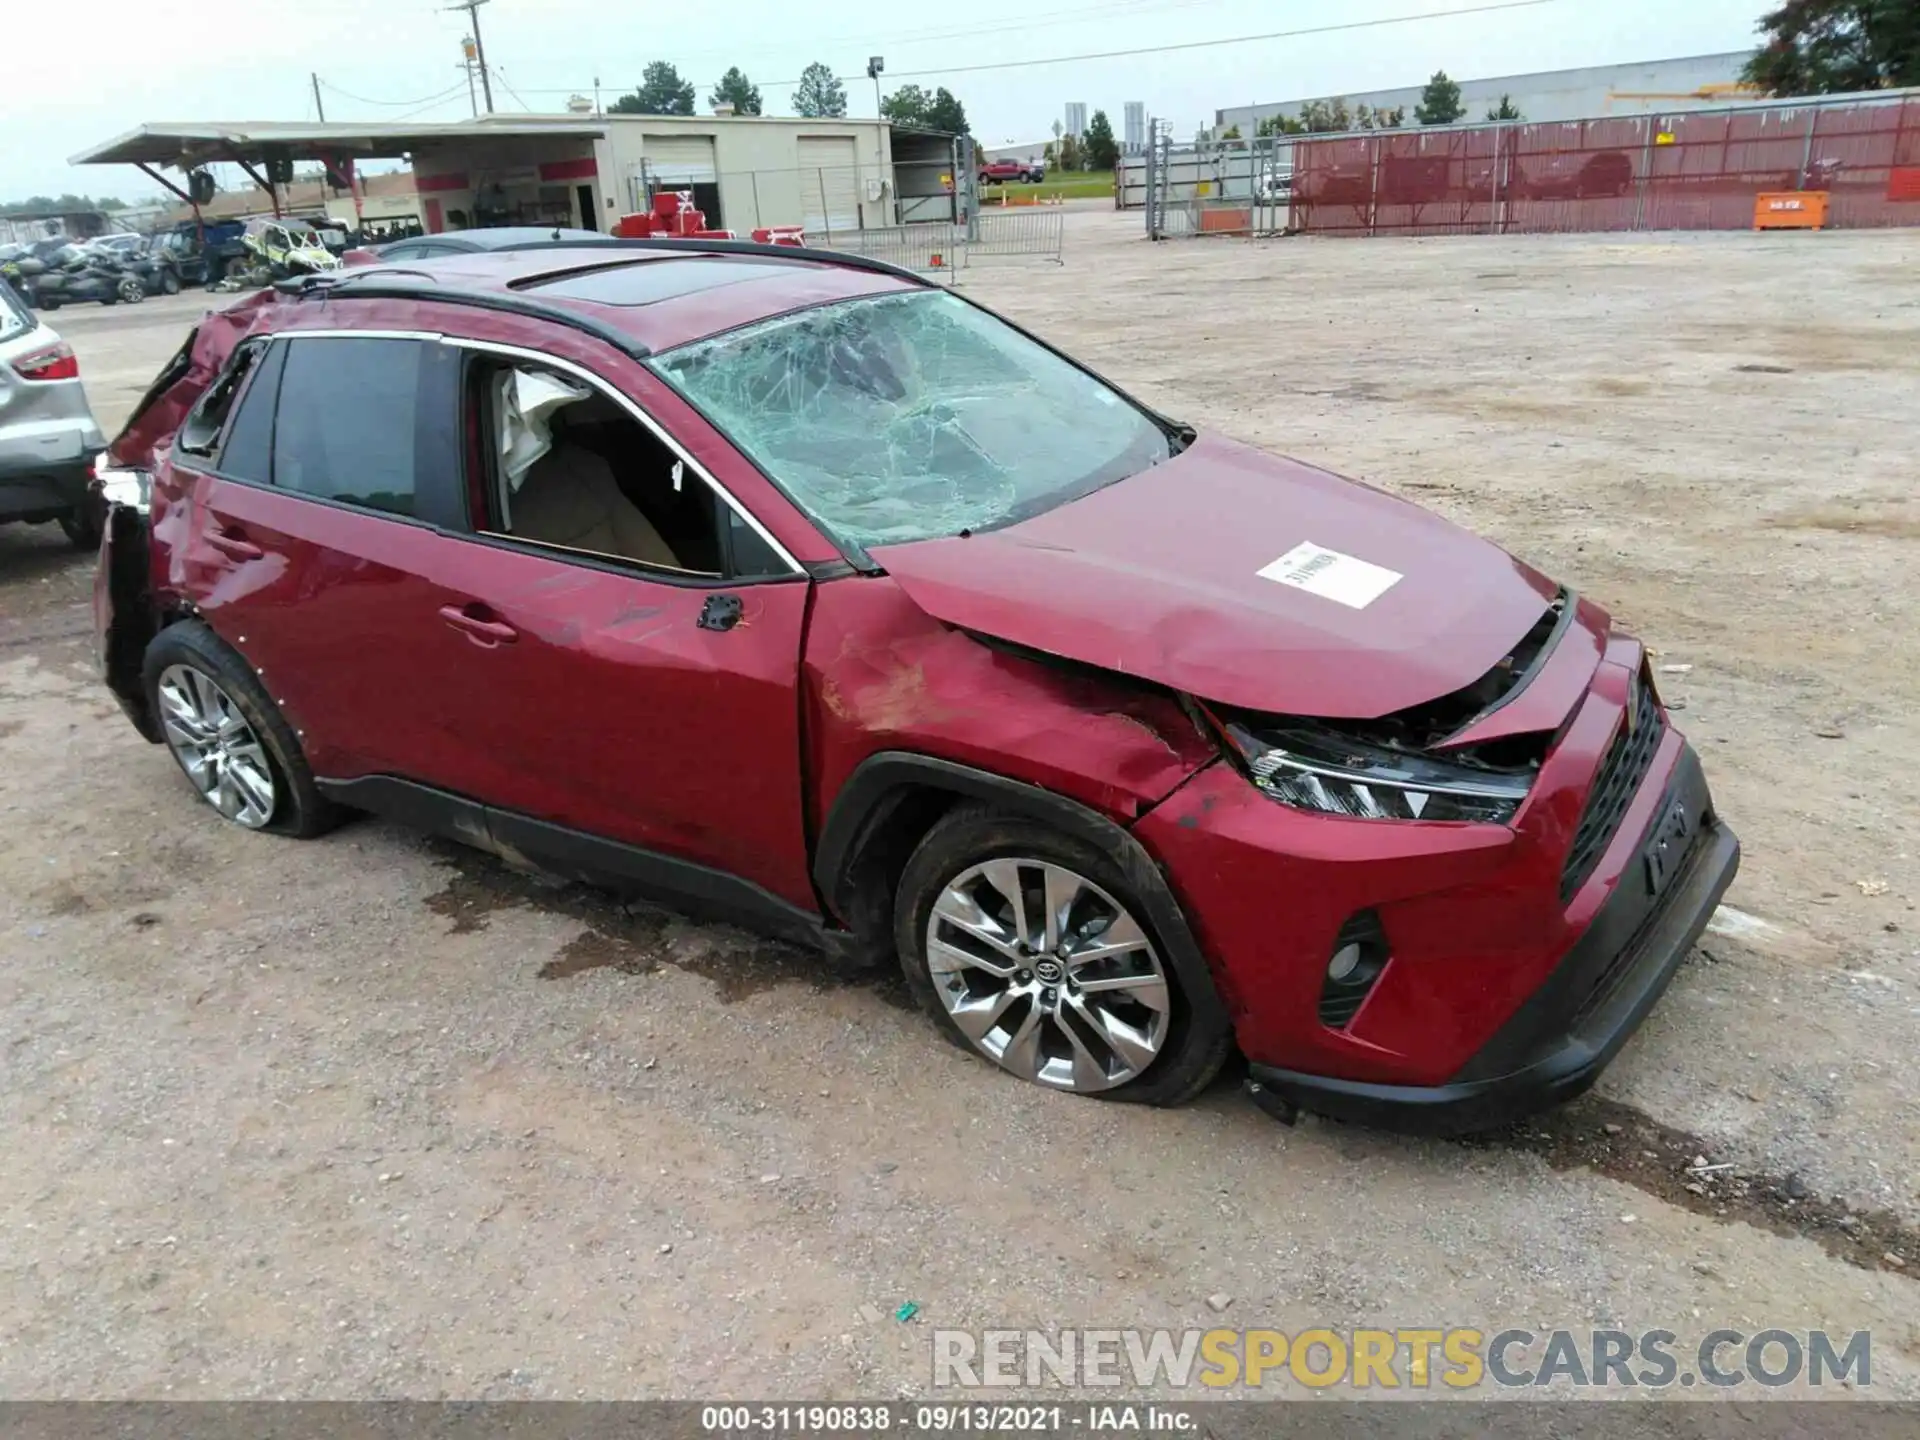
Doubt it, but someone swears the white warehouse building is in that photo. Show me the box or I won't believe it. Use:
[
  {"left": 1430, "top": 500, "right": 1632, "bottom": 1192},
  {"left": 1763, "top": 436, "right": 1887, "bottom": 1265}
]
[
  {"left": 74, "top": 112, "right": 969, "bottom": 240},
  {"left": 1215, "top": 52, "right": 1753, "bottom": 134}
]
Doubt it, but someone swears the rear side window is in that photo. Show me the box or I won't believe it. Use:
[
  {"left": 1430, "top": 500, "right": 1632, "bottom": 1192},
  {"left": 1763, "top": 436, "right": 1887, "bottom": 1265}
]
[
  {"left": 271, "top": 338, "right": 424, "bottom": 517},
  {"left": 213, "top": 341, "right": 284, "bottom": 483},
  {"left": 176, "top": 341, "right": 264, "bottom": 457}
]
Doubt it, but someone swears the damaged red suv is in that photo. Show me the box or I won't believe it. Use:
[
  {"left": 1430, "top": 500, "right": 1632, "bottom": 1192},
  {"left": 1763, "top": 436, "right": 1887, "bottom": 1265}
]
[{"left": 92, "top": 240, "right": 1738, "bottom": 1132}]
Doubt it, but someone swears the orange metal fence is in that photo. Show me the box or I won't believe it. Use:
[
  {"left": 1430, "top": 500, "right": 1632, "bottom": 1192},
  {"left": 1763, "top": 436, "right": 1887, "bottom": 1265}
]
[{"left": 1290, "top": 93, "right": 1920, "bottom": 237}]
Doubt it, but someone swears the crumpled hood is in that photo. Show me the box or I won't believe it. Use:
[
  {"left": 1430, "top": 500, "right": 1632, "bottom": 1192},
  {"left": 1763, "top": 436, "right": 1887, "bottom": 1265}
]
[{"left": 871, "top": 433, "right": 1562, "bottom": 720}]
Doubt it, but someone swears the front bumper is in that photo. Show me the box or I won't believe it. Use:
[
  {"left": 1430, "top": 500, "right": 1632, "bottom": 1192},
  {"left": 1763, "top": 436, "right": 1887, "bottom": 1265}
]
[{"left": 1245, "top": 746, "right": 1738, "bottom": 1135}]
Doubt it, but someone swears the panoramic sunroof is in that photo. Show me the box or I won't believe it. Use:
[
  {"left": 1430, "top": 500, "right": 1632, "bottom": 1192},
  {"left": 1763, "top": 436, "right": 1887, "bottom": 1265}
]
[{"left": 524, "top": 257, "right": 801, "bottom": 307}]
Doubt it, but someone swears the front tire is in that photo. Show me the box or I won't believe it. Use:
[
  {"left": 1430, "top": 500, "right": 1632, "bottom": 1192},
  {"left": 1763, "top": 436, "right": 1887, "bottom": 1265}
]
[
  {"left": 894, "top": 804, "right": 1231, "bottom": 1105},
  {"left": 141, "top": 620, "right": 342, "bottom": 838}
]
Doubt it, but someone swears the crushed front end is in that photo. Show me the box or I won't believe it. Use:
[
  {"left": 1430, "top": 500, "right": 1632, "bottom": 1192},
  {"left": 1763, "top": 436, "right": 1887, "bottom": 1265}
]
[{"left": 1136, "top": 595, "right": 1740, "bottom": 1135}]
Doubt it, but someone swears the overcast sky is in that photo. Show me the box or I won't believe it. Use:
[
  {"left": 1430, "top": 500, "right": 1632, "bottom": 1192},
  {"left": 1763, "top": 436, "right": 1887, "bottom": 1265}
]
[{"left": 6, "top": 0, "right": 1772, "bottom": 201}]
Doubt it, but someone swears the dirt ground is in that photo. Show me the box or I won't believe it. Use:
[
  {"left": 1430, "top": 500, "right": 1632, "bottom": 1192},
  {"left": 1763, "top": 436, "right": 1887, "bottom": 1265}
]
[{"left": 1, "top": 217, "right": 1916, "bottom": 1400}]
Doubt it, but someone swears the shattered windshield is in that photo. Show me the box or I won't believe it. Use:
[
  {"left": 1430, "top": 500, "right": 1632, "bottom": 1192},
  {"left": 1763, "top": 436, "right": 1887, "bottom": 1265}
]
[{"left": 652, "top": 290, "right": 1171, "bottom": 548}]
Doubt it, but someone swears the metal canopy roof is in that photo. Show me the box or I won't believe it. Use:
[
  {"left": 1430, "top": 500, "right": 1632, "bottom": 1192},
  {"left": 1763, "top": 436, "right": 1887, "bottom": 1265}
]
[{"left": 70, "top": 120, "right": 609, "bottom": 169}]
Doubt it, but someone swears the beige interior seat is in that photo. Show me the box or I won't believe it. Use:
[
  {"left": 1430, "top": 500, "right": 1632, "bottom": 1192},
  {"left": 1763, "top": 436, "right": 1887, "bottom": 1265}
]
[{"left": 511, "top": 442, "right": 681, "bottom": 568}]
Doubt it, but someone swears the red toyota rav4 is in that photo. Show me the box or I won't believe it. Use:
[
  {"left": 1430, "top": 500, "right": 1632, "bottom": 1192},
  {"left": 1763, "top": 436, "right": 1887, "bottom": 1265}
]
[{"left": 92, "top": 240, "right": 1738, "bottom": 1133}]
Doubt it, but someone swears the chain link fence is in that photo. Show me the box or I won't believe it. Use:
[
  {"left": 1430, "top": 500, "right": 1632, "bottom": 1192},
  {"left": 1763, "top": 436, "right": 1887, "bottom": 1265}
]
[
  {"left": 822, "top": 210, "right": 1065, "bottom": 275},
  {"left": 1288, "top": 90, "right": 1920, "bottom": 238},
  {"left": 1138, "top": 89, "right": 1920, "bottom": 241}
]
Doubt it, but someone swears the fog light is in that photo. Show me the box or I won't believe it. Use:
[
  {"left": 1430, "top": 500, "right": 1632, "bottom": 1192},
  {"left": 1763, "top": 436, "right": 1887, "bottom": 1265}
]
[
  {"left": 1318, "top": 911, "right": 1389, "bottom": 1030},
  {"left": 1327, "top": 943, "right": 1363, "bottom": 983}
]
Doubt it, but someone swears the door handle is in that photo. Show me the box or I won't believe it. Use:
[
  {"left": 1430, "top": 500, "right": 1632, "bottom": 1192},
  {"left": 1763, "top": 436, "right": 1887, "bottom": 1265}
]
[
  {"left": 206, "top": 527, "right": 263, "bottom": 561},
  {"left": 439, "top": 603, "right": 518, "bottom": 646}
]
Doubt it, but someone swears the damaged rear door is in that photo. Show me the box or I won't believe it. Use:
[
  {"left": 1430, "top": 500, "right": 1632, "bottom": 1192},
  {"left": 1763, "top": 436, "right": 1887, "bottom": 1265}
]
[{"left": 158, "top": 331, "right": 482, "bottom": 785}]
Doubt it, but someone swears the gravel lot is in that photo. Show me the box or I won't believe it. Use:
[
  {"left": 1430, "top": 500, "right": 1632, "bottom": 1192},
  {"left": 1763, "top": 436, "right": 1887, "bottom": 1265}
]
[{"left": 1, "top": 218, "right": 1916, "bottom": 1399}]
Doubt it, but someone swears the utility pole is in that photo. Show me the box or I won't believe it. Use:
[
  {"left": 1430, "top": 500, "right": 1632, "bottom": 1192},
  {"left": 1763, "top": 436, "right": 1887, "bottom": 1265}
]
[
  {"left": 459, "top": 40, "right": 479, "bottom": 117},
  {"left": 311, "top": 72, "right": 326, "bottom": 123},
  {"left": 443, "top": 0, "right": 494, "bottom": 113}
]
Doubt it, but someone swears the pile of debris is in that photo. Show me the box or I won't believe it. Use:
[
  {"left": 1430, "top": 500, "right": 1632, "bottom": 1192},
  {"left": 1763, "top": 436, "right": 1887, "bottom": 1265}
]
[{"left": 612, "top": 191, "right": 804, "bottom": 248}]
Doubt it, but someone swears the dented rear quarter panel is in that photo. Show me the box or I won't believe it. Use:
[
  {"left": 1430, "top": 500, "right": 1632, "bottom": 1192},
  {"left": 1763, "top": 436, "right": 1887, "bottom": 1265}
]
[{"left": 802, "top": 575, "right": 1219, "bottom": 841}]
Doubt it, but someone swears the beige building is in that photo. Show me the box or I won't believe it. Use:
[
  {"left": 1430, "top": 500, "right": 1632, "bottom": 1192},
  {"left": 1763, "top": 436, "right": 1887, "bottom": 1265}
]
[{"left": 75, "top": 114, "right": 963, "bottom": 240}]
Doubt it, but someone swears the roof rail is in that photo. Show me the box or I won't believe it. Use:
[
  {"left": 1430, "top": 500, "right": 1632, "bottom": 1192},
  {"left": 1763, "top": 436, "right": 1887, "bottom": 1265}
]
[
  {"left": 415, "top": 235, "right": 934, "bottom": 287},
  {"left": 272, "top": 271, "right": 655, "bottom": 358}
]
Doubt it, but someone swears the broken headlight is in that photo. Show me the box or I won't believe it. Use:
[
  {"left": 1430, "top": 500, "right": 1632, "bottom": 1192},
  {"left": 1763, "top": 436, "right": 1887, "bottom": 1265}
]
[{"left": 1221, "top": 719, "right": 1531, "bottom": 824}]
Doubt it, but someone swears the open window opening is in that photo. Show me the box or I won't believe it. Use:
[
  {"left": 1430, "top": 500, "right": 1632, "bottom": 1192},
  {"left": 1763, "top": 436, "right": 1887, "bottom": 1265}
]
[
  {"left": 175, "top": 341, "right": 265, "bottom": 458},
  {"left": 462, "top": 358, "right": 741, "bottom": 578}
]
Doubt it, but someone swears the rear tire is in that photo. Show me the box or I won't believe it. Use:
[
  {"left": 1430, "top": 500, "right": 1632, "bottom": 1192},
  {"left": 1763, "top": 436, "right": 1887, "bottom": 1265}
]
[
  {"left": 57, "top": 493, "right": 104, "bottom": 549},
  {"left": 160, "top": 268, "right": 181, "bottom": 295},
  {"left": 893, "top": 803, "right": 1232, "bottom": 1106},
  {"left": 141, "top": 620, "right": 343, "bottom": 839}
]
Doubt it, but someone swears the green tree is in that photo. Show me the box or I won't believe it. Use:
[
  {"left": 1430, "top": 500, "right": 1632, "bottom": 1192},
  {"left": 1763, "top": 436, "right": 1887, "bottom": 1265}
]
[
  {"left": 880, "top": 83, "right": 932, "bottom": 126},
  {"left": 792, "top": 61, "right": 847, "bottom": 118},
  {"left": 611, "top": 61, "right": 696, "bottom": 115},
  {"left": 1416, "top": 70, "right": 1466, "bottom": 124},
  {"left": 1377, "top": 105, "right": 1408, "bottom": 128},
  {"left": 883, "top": 84, "right": 970, "bottom": 134},
  {"left": 1299, "top": 97, "right": 1354, "bottom": 133},
  {"left": 1059, "top": 134, "right": 1083, "bottom": 170},
  {"left": 926, "top": 87, "right": 969, "bottom": 135},
  {"left": 1742, "top": 0, "right": 1920, "bottom": 94},
  {"left": 1485, "top": 94, "right": 1523, "bottom": 120},
  {"left": 1083, "top": 109, "right": 1119, "bottom": 170},
  {"left": 1257, "top": 114, "right": 1307, "bottom": 137},
  {"left": 709, "top": 67, "right": 763, "bottom": 116},
  {"left": 1, "top": 192, "right": 130, "bottom": 216}
]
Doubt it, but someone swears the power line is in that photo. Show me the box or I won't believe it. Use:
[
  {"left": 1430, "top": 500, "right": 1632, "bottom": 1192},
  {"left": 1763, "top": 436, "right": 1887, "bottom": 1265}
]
[
  {"left": 319, "top": 76, "right": 475, "bottom": 108},
  {"left": 796, "top": 0, "right": 1564, "bottom": 88},
  {"left": 488, "top": 67, "right": 538, "bottom": 114},
  {"left": 388, "top": 84, "right": 481, "bottom": 122},
  {"left": 660, "top": 0, "right": 1240, "bottom": 68},
  {"left": 509, "top": 0, "right": 1563, "bottom": 95}
]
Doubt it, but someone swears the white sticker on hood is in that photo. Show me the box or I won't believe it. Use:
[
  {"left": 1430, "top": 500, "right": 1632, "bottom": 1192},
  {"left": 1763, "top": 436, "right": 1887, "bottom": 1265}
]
[{"left": 1257, "top": 542, "right": 1402, "bottom": 609}]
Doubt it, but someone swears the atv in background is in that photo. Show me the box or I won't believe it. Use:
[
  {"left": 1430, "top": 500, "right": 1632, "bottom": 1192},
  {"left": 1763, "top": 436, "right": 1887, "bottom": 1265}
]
[
  {"left": 211, "top": 218, "right": 343, "bottom": 291},
  {"left": 152, "top": 221, "right": 252, "bottom": 289}
]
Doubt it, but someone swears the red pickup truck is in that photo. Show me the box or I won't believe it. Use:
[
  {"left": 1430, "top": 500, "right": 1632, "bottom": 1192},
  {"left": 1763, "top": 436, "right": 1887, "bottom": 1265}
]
[{"left": 977, "top": 159, "right": 1046, "bottom": 186}]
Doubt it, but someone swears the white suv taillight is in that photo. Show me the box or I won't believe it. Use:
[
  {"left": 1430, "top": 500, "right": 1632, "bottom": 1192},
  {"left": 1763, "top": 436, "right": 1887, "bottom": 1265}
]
[{"left": 12, "top": 342, "right": 79, "bottom": 381}]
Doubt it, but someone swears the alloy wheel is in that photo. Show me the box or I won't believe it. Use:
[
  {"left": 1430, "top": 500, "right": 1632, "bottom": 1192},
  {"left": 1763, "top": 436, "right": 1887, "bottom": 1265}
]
[
  {"left": 925, "top": 858, "right": 1170, "bottom": 1092},
  {"left": 156, "top": 664, "right": 277, "bottom": 828}
]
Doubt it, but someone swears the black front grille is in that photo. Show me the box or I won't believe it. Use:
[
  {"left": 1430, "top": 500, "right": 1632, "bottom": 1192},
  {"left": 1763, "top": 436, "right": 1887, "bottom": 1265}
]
[
  {"left": 1569, "top": 818, "right": 1705, "bottom": 1027},
  {"left": 1560, "top": 674, "right": 1665, "bottom": 903}
]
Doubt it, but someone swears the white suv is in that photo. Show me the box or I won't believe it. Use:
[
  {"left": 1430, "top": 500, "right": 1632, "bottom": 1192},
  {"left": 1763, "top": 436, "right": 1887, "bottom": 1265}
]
[{"left": 0, "top": 281, "right": 107, "bottom": 546}]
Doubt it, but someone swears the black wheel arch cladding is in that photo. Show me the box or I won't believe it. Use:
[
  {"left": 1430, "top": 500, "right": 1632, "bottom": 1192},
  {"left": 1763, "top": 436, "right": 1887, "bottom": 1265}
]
[{"left": 817, "top": 752, "right": 1231, "bottom": 1036}]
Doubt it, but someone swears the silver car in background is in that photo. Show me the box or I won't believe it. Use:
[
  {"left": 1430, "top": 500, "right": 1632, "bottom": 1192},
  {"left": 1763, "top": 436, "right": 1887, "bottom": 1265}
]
[{"left": 0, "top": 279, "right": 107, "bottom": 547}]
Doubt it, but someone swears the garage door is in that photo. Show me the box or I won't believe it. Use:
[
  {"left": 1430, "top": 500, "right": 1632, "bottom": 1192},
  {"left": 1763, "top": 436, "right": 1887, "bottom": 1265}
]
[
  {"left": 798, "top": 136, "right": 861, "bottom": 238},
  {"left": 644, "top": 134, "right": 717, "bottom": 185},
  {"left": 641, "top": 134, "right": 723, "bottom": 225}
]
